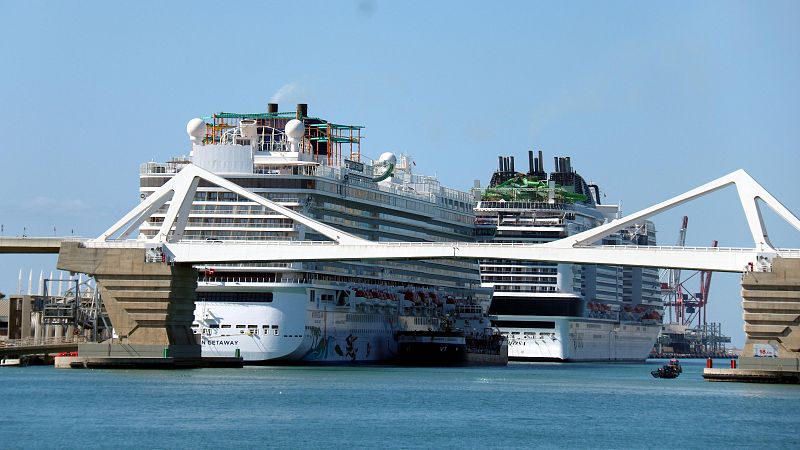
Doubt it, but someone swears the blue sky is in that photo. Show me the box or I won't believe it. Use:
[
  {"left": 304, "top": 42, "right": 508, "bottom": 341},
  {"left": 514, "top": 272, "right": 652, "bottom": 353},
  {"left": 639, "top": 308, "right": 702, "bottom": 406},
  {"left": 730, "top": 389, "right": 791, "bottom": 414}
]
[{"left": 1, "top": 1, "right": 798, "bottom": 346}]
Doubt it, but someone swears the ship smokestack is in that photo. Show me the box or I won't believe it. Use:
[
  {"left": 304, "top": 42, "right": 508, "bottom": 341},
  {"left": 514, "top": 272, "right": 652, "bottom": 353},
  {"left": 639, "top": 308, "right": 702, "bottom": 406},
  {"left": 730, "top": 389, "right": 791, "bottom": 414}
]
[
  {"left": 554, "top": 156, "right": 560, "bottom": 172},
  {"left": 528, "top": 150, "right": 535, "bottom": 174},
  {"left": 565, "top": 157, "right": 572, "bottom": 172},
  {"left": 296, "top": 103, "right": 308, "bottom": 119},
  {"left": 267, "top": 103, "right": 278, "bottom": 113},
  {"left": 539, "top": 150, "right": 544, "bottom": 172},
  {"left": 498, "top": 156, "right": 504, "bottom": 171},
  {"left": 510, "top": 156, "right": 515, "bottom": 173}
]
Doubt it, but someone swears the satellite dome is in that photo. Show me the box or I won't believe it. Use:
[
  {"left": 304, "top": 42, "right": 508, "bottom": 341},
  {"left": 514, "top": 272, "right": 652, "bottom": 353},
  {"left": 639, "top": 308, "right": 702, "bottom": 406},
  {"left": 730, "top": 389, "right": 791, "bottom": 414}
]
[
  {"left": 378, "top": 152, "right": 397, "bottom": 166},
  {"left": 285, "top": 119, "right": 305, "bottom": 140},
  {"left": 186, "top": 118, "right": 206, "bottom": 144}
]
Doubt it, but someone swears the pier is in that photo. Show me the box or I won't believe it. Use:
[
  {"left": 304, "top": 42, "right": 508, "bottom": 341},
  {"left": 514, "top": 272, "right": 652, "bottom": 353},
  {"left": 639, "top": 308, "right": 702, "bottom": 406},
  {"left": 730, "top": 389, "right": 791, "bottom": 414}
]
[{"left": 2, "top": 164, "right": 800, "bottom": 380}]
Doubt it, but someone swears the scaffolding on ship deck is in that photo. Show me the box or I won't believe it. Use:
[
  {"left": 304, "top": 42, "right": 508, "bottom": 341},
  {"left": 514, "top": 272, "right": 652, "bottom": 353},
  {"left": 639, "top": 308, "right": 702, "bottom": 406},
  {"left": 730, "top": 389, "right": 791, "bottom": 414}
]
[{"left": 203, "top": 110, "right": 363, "bottom": 166}]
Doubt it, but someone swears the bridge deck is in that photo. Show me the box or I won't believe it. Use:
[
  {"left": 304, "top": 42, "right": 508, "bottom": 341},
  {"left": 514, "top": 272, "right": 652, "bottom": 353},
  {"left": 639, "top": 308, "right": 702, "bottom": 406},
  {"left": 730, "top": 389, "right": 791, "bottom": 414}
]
[
  {"left": 0, "top": 337, "right": 86, "bottom": 357},
  {"left": 0, "top": 237, "right": 78, "bottom": 254}
]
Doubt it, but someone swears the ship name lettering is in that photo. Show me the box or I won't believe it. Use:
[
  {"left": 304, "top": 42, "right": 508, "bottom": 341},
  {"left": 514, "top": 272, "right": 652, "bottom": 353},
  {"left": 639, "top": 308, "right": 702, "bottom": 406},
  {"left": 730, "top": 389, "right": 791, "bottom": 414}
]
[{"left": 203, "top": 339, "right": 239, "bottom": 346}]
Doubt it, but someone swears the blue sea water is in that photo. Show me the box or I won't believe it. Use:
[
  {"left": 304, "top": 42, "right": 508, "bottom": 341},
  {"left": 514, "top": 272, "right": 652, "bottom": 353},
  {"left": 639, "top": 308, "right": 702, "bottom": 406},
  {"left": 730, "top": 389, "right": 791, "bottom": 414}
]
[{"left": 1, "top": 359, "right": 798, "bottom": 449}]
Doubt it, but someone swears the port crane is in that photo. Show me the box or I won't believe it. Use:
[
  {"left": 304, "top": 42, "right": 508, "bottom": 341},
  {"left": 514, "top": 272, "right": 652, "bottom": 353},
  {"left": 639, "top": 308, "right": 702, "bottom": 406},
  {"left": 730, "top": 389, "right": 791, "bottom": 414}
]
[{"left": 659, "top": 217, "right": 729, "bottom": 355}]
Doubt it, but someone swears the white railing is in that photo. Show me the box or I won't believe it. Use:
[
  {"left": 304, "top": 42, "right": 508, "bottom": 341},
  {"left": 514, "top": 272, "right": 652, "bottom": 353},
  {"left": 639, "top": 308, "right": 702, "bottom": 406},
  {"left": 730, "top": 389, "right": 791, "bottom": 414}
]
[
  {"left": 175, "top": 240, "right": 762, "bottom": 251},
  {"left": 200, "top": 276, "right": 312, "bottom": 284},
  {"left": 89, "top": 238, "right": 800, "bottom": 259},
  {"left": 592, "top": 245, "right": 758, "bottom": 253},
  {"left": 0, "top": 336, "right": 86, "bottom": 348}
]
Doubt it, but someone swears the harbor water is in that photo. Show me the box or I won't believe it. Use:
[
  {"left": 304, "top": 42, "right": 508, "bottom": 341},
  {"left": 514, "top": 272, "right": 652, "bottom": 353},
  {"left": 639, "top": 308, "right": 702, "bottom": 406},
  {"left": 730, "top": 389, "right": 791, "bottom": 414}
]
[{"left": 1, "top": 359, "right": 798, "bottom": 448}]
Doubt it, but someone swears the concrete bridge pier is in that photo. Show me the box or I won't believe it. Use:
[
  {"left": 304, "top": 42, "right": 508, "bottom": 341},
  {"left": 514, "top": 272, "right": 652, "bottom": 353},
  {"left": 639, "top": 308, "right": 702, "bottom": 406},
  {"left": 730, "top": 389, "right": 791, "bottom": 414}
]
[
  {"left": 57, "top": 242, "right": 203, "bottom": 368},
  {"left": 704, "top": 257, "right": 800, "bottom": 383}
]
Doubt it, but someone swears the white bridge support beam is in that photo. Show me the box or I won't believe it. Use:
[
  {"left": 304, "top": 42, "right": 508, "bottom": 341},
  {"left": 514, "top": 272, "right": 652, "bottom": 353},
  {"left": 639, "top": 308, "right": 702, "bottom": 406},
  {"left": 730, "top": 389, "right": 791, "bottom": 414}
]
[
  {"left": 96, "top": 164, "right": 366, "bottom": 245},
  {"left": 549, "top": 169, "right": 800, "bottom": 251}
]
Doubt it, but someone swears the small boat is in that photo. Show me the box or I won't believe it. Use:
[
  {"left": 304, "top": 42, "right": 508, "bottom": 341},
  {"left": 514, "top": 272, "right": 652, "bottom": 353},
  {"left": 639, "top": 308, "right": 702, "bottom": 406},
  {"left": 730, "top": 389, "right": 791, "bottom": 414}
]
[
  {"left": 0, "top": 358, "right": 22, "bottom": 367},
  {"left": 651, "top": 359, "right": 682, "bottom": 379}
]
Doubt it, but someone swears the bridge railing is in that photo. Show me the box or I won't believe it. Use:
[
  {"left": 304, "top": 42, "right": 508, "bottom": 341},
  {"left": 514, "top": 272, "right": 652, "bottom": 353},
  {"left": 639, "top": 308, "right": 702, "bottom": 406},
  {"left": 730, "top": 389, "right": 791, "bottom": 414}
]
[
  {"left": 0, "top": 336, "right": 87, "bottom": 348},
  {"left": 84, "top": 238, "right": 800, "bottom": 258},
  {"left": 174, "top": 240, "right": 756, "bottom": 252}
]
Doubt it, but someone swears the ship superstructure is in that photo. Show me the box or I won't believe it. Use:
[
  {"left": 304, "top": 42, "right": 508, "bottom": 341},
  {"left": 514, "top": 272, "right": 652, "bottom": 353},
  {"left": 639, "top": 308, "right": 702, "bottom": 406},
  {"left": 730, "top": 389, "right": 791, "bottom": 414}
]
[
  {"left": 474, "top": 151, "right": 663, "bottom": 361},
  {"left": 138, "top": 103, "right": 485, "bottom": 363}
]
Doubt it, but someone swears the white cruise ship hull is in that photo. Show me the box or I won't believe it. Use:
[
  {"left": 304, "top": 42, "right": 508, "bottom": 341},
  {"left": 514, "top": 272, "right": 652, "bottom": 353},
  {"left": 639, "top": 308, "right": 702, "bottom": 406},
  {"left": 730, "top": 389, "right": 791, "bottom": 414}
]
[
  {"left": 498, "top": 316, "right": 661, "bottom": 362},
  {"left": 195, "top": 285, "right": 401, "bottom": 363}
]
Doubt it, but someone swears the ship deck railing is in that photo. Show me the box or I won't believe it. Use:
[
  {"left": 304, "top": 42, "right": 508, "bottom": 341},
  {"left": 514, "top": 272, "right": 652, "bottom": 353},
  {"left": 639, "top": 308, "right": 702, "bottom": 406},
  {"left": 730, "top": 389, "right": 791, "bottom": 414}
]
[{"left": 141, "top": 158, "right": 476, "bottom": 208}]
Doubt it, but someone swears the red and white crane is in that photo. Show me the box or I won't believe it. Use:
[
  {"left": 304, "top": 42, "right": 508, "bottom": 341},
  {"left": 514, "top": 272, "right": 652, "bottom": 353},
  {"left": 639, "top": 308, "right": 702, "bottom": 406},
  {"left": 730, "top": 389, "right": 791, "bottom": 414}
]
[{"left": 661, "top": 216, "right": 716, "bottom": 328}]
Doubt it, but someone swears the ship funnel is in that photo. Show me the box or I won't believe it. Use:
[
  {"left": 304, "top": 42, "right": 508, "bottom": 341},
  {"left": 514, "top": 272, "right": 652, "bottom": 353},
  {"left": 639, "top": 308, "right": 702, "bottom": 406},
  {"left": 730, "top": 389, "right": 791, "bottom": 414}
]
[
  {"left": 296, "top": 103, "right": 308, "bottom": 119},
  {"left": 528, "top": 150, "right": 535, "bottom": 174},
  {"left": 267, "top": 103, "right": 278, "bottom": 113}
]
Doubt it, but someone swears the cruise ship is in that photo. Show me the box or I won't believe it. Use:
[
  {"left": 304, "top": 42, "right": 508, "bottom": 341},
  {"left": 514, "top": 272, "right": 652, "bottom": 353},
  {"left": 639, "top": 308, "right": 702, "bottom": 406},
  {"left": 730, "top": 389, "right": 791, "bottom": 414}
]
[
  {"left": 138, "top": 103, "right": 485, "bottom": 363},
  {"left": 474, "top": 152, "right": 663, "bottom": 361}
]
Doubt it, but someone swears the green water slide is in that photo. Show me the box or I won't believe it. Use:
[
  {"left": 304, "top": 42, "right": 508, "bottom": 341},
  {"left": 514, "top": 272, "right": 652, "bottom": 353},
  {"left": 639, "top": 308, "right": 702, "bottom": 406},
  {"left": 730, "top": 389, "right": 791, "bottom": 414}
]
[{"left": 482, "top": 174, "right": 588, "bottom": 203}]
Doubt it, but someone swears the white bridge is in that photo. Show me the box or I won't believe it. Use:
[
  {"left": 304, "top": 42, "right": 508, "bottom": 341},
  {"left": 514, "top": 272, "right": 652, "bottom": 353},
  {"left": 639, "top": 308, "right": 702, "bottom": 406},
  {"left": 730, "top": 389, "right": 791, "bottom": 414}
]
[{"left": 87, "top": 164, "right": 800, "bottom": 272}]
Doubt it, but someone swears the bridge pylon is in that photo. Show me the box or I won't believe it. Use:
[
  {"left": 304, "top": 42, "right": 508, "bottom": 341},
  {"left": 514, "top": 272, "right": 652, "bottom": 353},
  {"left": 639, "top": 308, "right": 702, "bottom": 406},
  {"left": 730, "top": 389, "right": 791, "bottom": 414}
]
[{"left": 57, "top": 242, "right": 202, "bottom": 366}]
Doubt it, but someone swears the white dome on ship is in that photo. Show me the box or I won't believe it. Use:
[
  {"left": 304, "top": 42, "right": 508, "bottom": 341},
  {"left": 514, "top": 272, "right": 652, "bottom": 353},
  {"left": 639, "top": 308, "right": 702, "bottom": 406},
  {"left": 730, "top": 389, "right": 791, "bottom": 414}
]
[
  {"left": 285, "top": 119, "right": 305, "bottom": 140},
  {"left": 378, "top": 152, "right": 397, "bottom": 166},
  {"left": 186, "top": 118, "right": 206, "bottom": 144}
]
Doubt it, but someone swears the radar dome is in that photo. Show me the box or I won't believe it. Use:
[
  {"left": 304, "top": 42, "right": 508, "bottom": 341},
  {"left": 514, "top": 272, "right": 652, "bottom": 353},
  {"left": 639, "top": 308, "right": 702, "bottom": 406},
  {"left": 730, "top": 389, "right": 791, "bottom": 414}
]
[
  {"left": 186, "top": 118, "right": 206, "bottom": 144},
  {"left": 285, "top": 119, "right": 305, "bottom": 140},
  {"left": 378, "top": 152, "right": 397, "bottom": 166}
]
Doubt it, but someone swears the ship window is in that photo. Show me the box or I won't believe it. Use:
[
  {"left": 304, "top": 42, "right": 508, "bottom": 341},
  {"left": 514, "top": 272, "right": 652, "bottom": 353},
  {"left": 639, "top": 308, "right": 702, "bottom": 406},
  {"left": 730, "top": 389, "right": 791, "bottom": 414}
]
[
  {"left": 247, "top": 325, "right": 257, "bottom": 329},
  {"left": 221, "top": 325, "right": 231, "bottom": 329},
  {"left": 271, "top": 325, "right": 278, "bottom": 329},
  {"left": 274, "top": 329, "right": 279, "bottom": 335},
  {"left": 310, "top": 289, "right": 316, "bottom": 303},
  {"left": 191, "top": 324, "right": 199, "bottom": 328},
  {"left": 197, "top": 292, "right": 273, "bottom": 303},
  {"left": 236, "top": 325, "right": 246, "bottom": 329},
  {"left": 208, "top": 324, "right": 219, "bottom": 329},
  {"left": 263, "top": 325, "right": 270, "bottom": 329}
]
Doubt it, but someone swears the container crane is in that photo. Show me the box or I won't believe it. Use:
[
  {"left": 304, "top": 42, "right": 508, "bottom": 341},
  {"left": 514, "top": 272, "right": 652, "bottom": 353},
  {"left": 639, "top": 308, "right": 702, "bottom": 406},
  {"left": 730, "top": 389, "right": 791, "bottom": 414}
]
[{"left": 656, "top": 219, "right": 730, "bottom": 356}]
